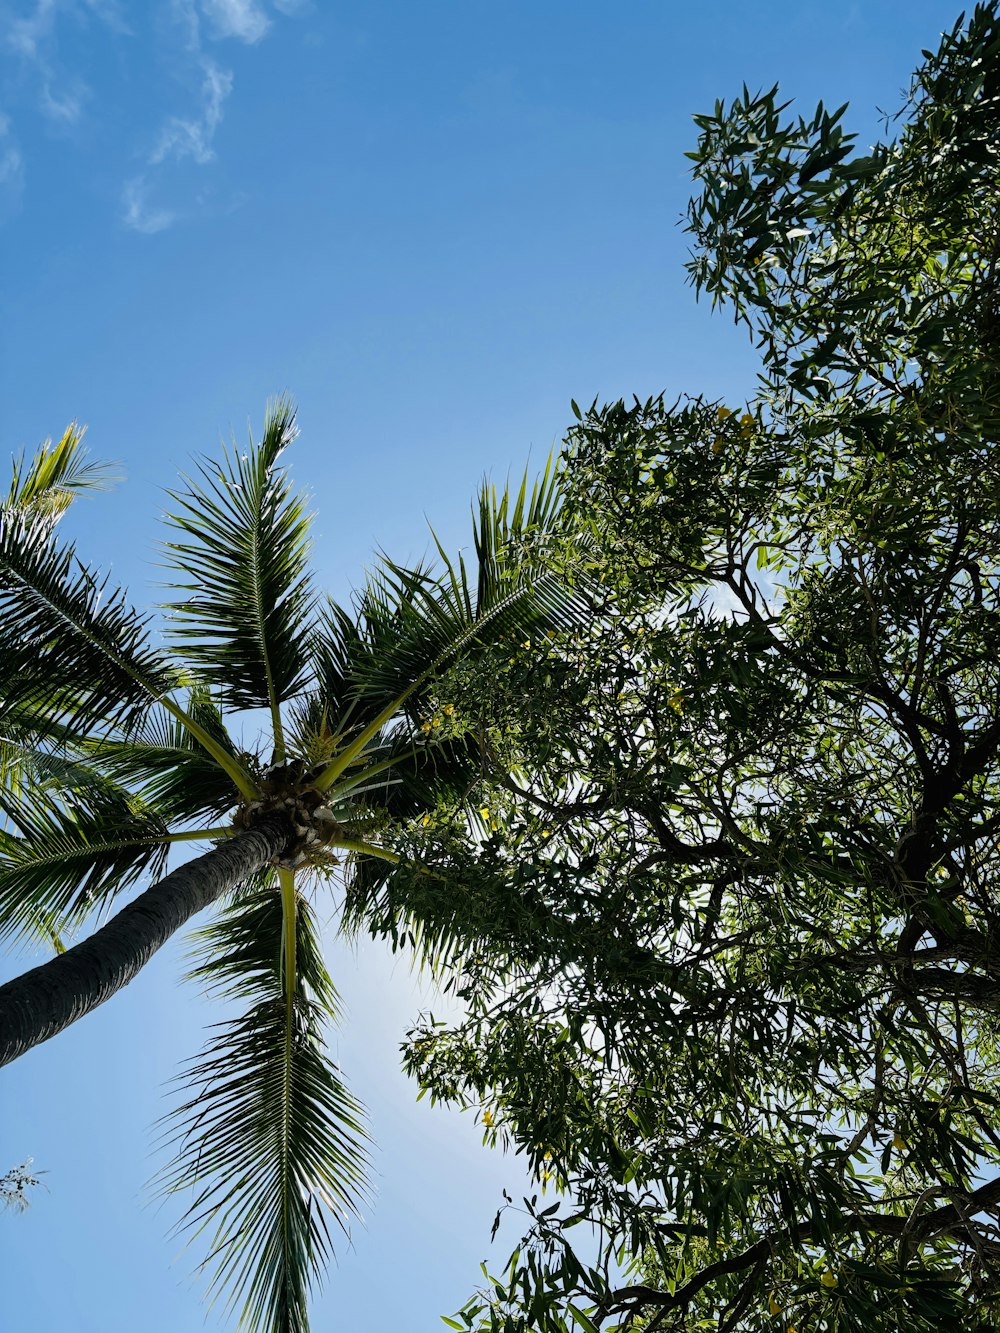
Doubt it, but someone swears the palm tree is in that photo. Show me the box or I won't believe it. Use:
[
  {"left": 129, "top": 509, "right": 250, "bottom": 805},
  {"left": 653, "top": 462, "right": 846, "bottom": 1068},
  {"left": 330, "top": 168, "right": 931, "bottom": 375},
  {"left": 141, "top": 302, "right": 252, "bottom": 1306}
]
[{"left": 0, "top": 401, "right": 580, "bottom": 1332}]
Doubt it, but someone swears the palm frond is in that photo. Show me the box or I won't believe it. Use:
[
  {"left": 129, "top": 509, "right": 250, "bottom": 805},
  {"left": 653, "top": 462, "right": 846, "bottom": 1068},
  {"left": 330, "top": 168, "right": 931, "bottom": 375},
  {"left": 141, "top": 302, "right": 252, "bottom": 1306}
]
[
  {"left": 441, "top": 449, "right": 565, "bottom": 620},
  {"left": 296, "top": 457, "right": 588, "bottom": 802},
  {"left": 0, "top": 510, "right": 180, "bottom": 734},
  {"left": 162, "top": 398, "right": 317, "bottom": 745},
  {"left": 158, "top": 881, "right": 370, "bottom": 1333},
  {"left": 313, "top": 568, "right": 591, "bottom": 797},
  {"left": 339, "top": 836, "right": 478, "bottom": 978},
  {"left": 328, "top": 457, "right": 585, "bottom": 738},
  {"left": 85, "top": 691, "right": 244, "bottom": 824},
  {"left": 0, "top": 784, "right": 171, "bottom": 943},
  {"left": 323, "top": 722, "right": 480, "bottom": 815},
  {"left": 0, "top": 733, "right": 109, "bottom": 803},
  {"left": 6, "top": 423, "right": 120, "bottom": 526}
]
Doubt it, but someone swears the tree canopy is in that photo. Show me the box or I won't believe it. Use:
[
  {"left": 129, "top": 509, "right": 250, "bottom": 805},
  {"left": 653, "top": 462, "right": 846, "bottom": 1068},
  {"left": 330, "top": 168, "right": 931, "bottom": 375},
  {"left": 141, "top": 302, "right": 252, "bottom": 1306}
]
[{"left": 382, "top": 8, "right": 1000, "bottom": 1330}]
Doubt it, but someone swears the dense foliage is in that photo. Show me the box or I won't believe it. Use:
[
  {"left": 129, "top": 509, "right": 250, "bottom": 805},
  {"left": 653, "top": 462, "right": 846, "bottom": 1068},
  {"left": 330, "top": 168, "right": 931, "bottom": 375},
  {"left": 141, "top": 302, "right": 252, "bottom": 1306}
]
[{"left": 373, "top": 9, "right": 1000, "bottom": 1330}]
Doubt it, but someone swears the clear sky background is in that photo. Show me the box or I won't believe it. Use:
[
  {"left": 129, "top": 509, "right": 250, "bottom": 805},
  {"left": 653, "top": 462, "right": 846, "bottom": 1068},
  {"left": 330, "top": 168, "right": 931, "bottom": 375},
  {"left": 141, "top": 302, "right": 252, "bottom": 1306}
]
[{"left": 0, "top": 2, "right": 966, "bottom": 1330}]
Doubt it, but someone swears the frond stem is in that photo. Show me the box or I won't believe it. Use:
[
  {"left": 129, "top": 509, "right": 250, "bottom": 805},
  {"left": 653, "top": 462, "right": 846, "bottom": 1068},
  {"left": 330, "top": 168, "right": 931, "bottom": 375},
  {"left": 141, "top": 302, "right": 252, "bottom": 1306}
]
[
  {"left": 277, "top": 865, "right": 297, "bottom": 1285},
  {"left": 250, "top": 477, "right": 286, "bottom": 764},
  {"left": 323, "top": 745, "right": 422, "bottom": 802},
  {"left": 161, "top": 824, "right": 237, "bottom": 844},
  {"left": 330, "top": 836, "right": 402, "bottom": 864},
  {"left": 313, "top": 685, "right": 420, "bottom": 793},
  {"left": 159, "top": 699, "right": 261, "bottom": 802},
  {"left": 331, "top": 836, "right": 443, "bottom": 883}
]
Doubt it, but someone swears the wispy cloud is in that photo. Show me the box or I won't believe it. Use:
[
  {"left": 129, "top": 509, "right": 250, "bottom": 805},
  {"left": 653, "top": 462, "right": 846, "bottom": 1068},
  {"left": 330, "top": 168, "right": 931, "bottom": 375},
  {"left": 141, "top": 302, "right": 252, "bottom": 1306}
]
[
  {"left": 150, "top": 59, "right": 232, "bottom": 165},
  {"left": 0, "top": 113, "right": 25, "bottom": 202},
  {"left": 201, "top": 0, "right": 270, "bottom": 44},
  {"left": 79, "top": 0, "right": 130, "bottom": 32},
  {"left": 125, "top": 0, "right": 280, "bottom": 232},
  {"left": 6, "top": 1, "right": 103, "bottom": 126},
  {"left": 39, "top": 77, "right": 86, "bottom": 123},
  {"left": 4, "top": 0, "right": 304, "bottom": 232},
  {"left": 8, "top": 0, "right": 58, "bottom": 60},
  {"left": 121, "top": 175, "right": 176, "bottom": 234}
]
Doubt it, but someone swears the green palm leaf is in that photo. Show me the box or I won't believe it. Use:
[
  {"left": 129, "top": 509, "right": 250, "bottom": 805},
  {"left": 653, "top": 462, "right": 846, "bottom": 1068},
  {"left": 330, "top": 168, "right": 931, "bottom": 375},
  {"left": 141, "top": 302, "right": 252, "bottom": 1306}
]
[
  {"left": 158, "top": 882, "right": 370, "bottom": 1333},
  {"left": 0, "top": 784, "right": 171, "bottom": 942},
  {"left": 6, "top": 423, "right": 119, "bottom": 526},
  {"left": 302, "top": 475, "right": 589, "bottom": 802},
  {"left": 450, "top": 451, "right": 566, "bottom": 619},
  {"left": 162, "top": 397, "right": 316, "bottom": 747},
  {"left": 0, "top": 510, "right": 180, "bottom": 734},
  {"left": 0, "top": 729, "right": 108, "bottom": 803},
  {"left": 86, "top": 692, "right": 244, "bottom": 824}
]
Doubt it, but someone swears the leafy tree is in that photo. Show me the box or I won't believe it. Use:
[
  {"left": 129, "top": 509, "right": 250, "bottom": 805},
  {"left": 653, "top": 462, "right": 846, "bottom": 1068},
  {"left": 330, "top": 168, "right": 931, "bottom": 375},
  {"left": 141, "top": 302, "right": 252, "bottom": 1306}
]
[
  {"left": 389, "top": 8, "right": 1000, "bottom": 1330},
  {"left": 0, "top": 403, "right": 582, "bottom": 1332}
]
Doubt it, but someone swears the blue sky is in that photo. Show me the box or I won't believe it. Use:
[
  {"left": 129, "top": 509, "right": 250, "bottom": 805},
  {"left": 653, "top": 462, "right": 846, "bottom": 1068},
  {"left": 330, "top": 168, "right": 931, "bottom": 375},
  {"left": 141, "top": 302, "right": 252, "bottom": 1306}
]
[{"left": 0, "top": 2, "right": 965, "bottom": 1329}]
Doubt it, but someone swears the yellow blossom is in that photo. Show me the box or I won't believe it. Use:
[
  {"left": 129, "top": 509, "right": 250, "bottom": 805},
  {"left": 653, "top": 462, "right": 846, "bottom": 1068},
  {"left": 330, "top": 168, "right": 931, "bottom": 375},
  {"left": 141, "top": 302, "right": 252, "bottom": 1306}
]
[
  {"left": 420, "top": 721, "right": 431, "bottom": 734},
  {"left": 711, "top": 437, "right": 723, "bottom": 455},
  {"left": 479, "top": 807, "right": 490, "bottom": 819},
  {"left": 820, "top": 1271, "right": 838, "bottom": 1289},
  {"left": 522, "top": 640, "right": 531, "bottom": 649},
  {"left": 442, "top": 703, "right": 454, "bottom": 715},
  {"left": 716, "top": 406, "right": 733, "bottom": 421},
  {"left": 482, "top": 1110, "right": 493, "bottom": 1127},
  {"left": 768, "top": 1293, "right": 782, "bottom": 1315},
  {"left": 541, "top": 828, "right": 552, "bottom": 837},
  {"left": 668, "top": 690, "right": 684, "bottom": 714},
  {"left": 422, "top": 814, "right": 431, "bottom": 826},
  {"left": 893, "top": 1133, "right": 907, "bottom": 1151}
]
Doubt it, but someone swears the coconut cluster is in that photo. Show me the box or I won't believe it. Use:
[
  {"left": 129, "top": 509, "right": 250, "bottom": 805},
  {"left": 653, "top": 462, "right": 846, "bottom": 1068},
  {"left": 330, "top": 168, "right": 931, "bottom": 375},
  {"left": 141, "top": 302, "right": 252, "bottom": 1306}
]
[{"left": 232, "top": 758, "right": 344, "bottom": 870}]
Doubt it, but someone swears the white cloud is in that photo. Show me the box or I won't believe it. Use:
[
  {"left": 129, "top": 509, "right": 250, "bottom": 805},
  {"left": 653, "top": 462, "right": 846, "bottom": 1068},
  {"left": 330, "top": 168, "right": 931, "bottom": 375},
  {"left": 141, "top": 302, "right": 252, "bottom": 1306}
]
[
  {"left": 8, "top": 0, "right": 57, "bottom": 59},
  {"left": 150, "top": 59, "right": 232, "bottom": 165},
  {"left": 7, "top": 3, "right": 101, "bottom": 127},
  {"left": 8, "top": 0, "right": 127, "bottom": 57},
  {"left": 0, "top": 114, "right": 25, "bottom": 197},
  {"left": 121, "top": 176, "right": 175, "bottom": 233},
  {"left": 201, "top": 0, "right": 270, "bottom": 43},
  {"left": 79, "top": 0, "right": 130, "bottom": 32},
  {"left": 39, "top": 78, "right": 86, "bottom": 123},
  {"left": 0, "top": 141, "right": 24, "bottom": 189},
  {"left": 168, "top": 0, "right": 201, "bottom": 51},
  {"left": 4, "top": 0, "right": 305, "bottom": 231}
]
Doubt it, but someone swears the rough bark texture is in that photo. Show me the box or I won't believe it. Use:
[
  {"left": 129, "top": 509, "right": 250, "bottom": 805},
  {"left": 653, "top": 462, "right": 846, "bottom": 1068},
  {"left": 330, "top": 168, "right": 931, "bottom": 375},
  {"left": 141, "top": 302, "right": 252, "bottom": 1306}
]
[{"left": 0, "top": 816, "right": 292, "bottom": 1067}]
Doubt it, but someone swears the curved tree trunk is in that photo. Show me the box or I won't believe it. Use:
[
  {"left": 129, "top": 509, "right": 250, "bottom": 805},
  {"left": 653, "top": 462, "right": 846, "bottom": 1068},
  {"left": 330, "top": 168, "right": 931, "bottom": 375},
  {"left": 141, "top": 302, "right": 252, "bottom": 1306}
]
[{"left": 0, "top": 816, "right": 292, "bottom": 1068}]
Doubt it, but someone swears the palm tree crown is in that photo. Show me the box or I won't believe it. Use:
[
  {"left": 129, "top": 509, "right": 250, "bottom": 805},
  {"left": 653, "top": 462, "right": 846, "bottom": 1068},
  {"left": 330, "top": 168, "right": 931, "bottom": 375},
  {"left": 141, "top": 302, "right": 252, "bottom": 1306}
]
[{"left": 0, "top": 401, "right": 582, "bottom": 1333}]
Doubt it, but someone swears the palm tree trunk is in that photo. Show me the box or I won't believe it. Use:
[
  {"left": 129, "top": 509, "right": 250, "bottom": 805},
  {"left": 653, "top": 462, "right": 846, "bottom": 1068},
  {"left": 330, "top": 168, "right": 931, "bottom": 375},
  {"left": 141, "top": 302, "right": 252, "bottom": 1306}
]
[{"left": 0, "top": 816, "right": 292, "bottom": 1067}]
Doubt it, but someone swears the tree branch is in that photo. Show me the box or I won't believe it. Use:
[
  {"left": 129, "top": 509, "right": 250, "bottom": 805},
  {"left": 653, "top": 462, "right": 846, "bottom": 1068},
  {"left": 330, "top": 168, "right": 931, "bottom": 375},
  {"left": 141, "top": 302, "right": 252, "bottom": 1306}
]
[{"left": 595, "top": 1179, "right": 1000, "bottom": 1324}]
